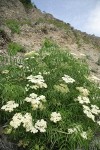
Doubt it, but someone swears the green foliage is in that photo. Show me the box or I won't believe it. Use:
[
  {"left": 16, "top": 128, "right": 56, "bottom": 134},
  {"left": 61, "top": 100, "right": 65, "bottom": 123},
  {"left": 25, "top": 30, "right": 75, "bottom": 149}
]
[
  {"left": 43, "top": 38, "right": 58, "bottom": 48},
  {"left": 6, "top": 19, "right": 20, "bottom": 34},
  {"left": 20, "top": 0, "right": 34, "bottom": 9},
  {"left": 8, "top": 42, "right": 25, "bottom": 56},
  {"left": 0, "top": 39, "right": 100, "bottom": 150},
  {"left": 36, "top": 18, "right": 71, "bottom": 30}
]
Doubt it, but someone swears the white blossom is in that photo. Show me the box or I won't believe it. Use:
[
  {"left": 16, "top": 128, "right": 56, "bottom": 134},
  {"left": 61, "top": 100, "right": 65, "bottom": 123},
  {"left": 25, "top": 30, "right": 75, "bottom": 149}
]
[
  {"left": 80, "top": 131, "right": 87, "bottom": 139},
  {"left": 31, "top": 99, "right": 41, "bottom": 110},
  {"left": 10, "top": 113, "right": 38, "bottom": 133},
  {"left": 83, "top": 105, "right": 91, "bottom": 111},
  {"left": 68, "top": 125, "right": 81, "bottom": 134},
  {"left": 68, "top": 128, "right": 77, "bottom": 134},
  {"left": 30, "top": 93, "right": 38, "bottom": 99},
  {"left": 83, "top": 104, "right": 100, "bottom": 122},
  {"left": 1, "top": 101, "right": 19, "bottom": 112},
  {"left": 50, "top": 112, "right": 62, "bottom": 123},
  {"left": 27, "top": 74, "right": 47, "bottom": 89},
  {"left": 31, "top": 126, "right": 38, "bottom": 133},
  {"left": 91, "top": 105, "right": 100, "bottom": 115},
  {"left": 83, "top": 109, "right": 95, "bottom": 122},
  {"left": 76, "top": 87, "right": 89, "bottom": 96},
  {"left": 24, "top": 97, "right": 32, "bottom": 102},
  {"left": 22, "top": 113, "right": 35, "bottom": 132},
  {"left": 24, "top": 93, "right": 46, "bottom": 110},
  {"left": 62, "top": 75, "right": 75, "bottom": 83},
  {"left": 76, "top": 96, "right": 90, "bottom": 104},
  {"left": 35, "top": 119, "right": 47, "bottom": 132},
  {"left": 2, "top": 70, "right": 9, "bottom": 74},
  {"left": 10, "top": 113, "right": 23, "bottom": 129}
]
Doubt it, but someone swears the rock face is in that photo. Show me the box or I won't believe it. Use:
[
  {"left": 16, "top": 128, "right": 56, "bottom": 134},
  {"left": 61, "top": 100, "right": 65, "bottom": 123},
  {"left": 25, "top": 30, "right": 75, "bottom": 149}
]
[
  {"left": 0, "top": 0, "right": 28, "bottom": 23},
  {"left": 0, "top": 135, "right": 17, "bottom": 150}
]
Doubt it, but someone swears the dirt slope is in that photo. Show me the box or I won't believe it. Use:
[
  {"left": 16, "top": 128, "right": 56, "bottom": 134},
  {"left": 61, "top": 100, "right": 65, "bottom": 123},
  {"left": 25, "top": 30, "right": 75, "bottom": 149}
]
[{"left": 0, "top": 0, "right": 100, "bottom": 81}]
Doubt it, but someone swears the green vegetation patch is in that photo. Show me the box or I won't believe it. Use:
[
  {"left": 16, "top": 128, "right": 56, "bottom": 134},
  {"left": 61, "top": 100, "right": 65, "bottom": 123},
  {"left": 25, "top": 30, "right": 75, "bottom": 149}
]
[
  {"left": 0, "top": 39, "right": 100, "bottom": 150},
  {"left": 36, "top": 18, "right": 71, "bottom": 30},
  {"left": 8, "top": 42, "right": 25, "bottom": 56},
  {"left": 19, "top": 0, "right": 34, "bottom": 9},
  {"left": 6, "top": 19, "right": 20, "bottom": 34}
]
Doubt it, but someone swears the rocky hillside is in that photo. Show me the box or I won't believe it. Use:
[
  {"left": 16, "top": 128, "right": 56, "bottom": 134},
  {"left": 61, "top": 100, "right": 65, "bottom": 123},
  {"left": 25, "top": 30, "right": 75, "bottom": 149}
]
[{"left": 0, "top": 0, "right": 100, "bottom": 80}]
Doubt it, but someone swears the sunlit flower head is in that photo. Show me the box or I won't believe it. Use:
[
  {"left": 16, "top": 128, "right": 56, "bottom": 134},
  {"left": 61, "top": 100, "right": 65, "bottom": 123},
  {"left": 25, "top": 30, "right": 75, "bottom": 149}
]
[{"left": 62, "top": 74, "right": 75, "bottom": 83}]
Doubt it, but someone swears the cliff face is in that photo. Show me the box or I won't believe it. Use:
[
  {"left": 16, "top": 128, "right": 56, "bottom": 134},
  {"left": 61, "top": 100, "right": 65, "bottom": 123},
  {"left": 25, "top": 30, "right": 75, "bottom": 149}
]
[
  {"left": 0, "top": 0, "right": 100, "bottom": 78},
  {"left": 0, "top": 0, "right": 28, "bottom": 23}
]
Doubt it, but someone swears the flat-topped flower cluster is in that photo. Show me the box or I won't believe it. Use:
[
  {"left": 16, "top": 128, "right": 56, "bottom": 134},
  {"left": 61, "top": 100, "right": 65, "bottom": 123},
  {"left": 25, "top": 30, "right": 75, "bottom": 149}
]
[
  {"left": 1, "top": 101, "right": 19, "bottom": 112},
  {"left": 62, "top": 74, "right": 75, "bottom": 83},
  {"left": 75, "top": 87, "right": 100, "bottom": 124},
  {"left": 25, "top": 93, "right": 46, "bottom": 110},
  {"left": 27, "top": 74, "right": 47, "bottom": 89},
  {"left": 10, "top": 113, "right": 47, "bottom": 133}
]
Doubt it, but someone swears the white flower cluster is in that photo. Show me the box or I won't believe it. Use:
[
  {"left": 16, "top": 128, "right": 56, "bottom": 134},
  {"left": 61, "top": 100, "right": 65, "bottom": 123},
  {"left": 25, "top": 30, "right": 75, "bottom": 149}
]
[
  {"left": 10, "top": 113, "right": 23, "bottom": 128},
  {"left": 62, "top": 74, "right": 75, "bottom": 83},
  {"left": 68, "top": 127, "right": 78, "bottom": 134},
  {"left": 91, "top": 105, "right": 100, "bottom": 115},
  {"left": 68, "top": 125, "right": 81, "bottom": 134},
  {"left": 10, "top": 113, "right": 47, "bottom": 133},
  {"left": 35, "top": 119, "right": 47, "bottom": 132},
  {"left": 75, "top": 96, "right": 90, "bottom": 104},
  {"left": 83, "top": 105, "right": 95, "bottom": 122},
  {"left": 22, "top": 113, "right": 38, "bottom": 133},
  {"left": 2, "top": 70, "right": 9, "bottom": 74},
  {"left": 80, "top": 131, "right": 87, "bottom": 139},
  {"left": 25, "top": 93, "right": 46, "bottom": 110},
  {"left": 27, "top": 74, "right": 47, "bottom": 89},
  {"left": 68, "top": 125, "right": 87, "bottom": 139},
  {"left": 50, "top": 112, "right": 62, "bottom": 123},
  {"left": 75, "top": 85, "right": 100, "bottom": 124},
  {"left": 1, "top": 101, "right": 19, "bottom": 112},
  {"left": 83, "top": 104, "right": 100, "bottom": 122},
  {"left": 76, "top": 87, "right": 89, "bottom": 96}
]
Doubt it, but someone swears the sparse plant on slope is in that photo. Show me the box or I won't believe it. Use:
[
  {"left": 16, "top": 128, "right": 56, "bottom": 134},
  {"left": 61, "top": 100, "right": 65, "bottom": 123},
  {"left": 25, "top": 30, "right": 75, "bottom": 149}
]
[
  {"left": 6, "top": 19, "right": 20, "bottom": 34},
  {"left": 8, "top": 42, "right": 25, "bottom": 56},
  {"left": 0, "top": 39, "right": 100, "bottom": 150}
]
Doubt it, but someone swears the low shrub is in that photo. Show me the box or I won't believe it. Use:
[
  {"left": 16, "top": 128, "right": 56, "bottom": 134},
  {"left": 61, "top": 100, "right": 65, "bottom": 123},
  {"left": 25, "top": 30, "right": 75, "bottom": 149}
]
[
  {"left": 8, "top": 42, "right": 25, "bottom": 56},
  {"left": 6, "top": 19, "right": 20, "bottom": 34},
  {"left": 19, "top": 0, "right": 35, "bottom": 9},
  {"left": 0, "top": 40, "right": 100, "bottom": 150}
]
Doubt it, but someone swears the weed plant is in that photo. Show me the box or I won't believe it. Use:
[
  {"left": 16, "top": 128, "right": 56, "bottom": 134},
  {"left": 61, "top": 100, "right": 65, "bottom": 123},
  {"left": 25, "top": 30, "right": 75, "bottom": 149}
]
[
  {"left": 0, "top": 39, "right": 100, "bottom": 150},
  {"left": 6, "top": 19, "right": 20, "bottom": 34},
  {"left": 8, "top": 42, "right": 25, "bottom": 56}
]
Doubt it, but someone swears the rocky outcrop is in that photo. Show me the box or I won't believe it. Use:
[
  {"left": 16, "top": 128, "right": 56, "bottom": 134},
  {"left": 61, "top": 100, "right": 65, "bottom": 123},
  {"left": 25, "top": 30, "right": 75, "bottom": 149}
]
[{"left": 0, "top": 0, "right": 28, "bottom": 23}]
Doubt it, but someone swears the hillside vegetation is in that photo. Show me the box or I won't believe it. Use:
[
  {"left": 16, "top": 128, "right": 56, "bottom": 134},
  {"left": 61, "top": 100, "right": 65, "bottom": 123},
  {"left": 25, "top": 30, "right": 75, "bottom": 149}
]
[
  {"left": 0, "top": 39, "right": 100, "bottom": 150},
  {"left": 0, "top": 0, "right": 100, "bottom": 150}
]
